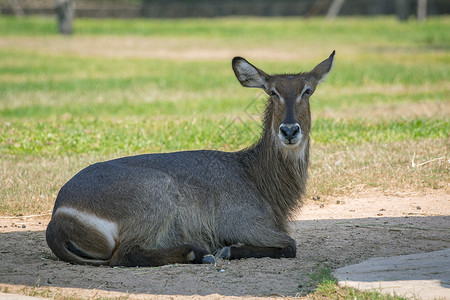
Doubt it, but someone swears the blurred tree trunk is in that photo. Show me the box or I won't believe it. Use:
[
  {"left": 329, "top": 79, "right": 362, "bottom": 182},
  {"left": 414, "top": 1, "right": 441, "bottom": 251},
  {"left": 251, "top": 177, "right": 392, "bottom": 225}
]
[
  {"left": 7, "top": 0, "right": 24, "bottom": 17},
  {"left": 395, "top": 0, "right": 410, "bottom": 21},
  {"left": 55, "top": 0, "right": 75, "bottom": 35},
  {"left": 417, "top": 0, "right": 427, "bottom": 22},
  {"left": 326, "top": 0, "right": 345, "bottom": 20}
]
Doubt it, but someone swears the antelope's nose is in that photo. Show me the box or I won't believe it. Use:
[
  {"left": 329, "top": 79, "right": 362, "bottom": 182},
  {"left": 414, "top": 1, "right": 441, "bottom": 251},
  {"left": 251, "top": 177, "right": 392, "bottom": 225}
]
[{"left": 279, "top": 124, "right": 301, "bottom": 143}]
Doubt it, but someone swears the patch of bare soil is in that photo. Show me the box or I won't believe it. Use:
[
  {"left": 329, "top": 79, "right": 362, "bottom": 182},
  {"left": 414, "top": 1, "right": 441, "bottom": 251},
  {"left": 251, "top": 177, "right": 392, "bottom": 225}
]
[{"left": 0, "top": 190, "right": 449, "bottom": 299}]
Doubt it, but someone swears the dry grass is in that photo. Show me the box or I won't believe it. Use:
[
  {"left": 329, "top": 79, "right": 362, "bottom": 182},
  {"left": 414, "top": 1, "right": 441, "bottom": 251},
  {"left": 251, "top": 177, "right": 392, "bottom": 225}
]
[
  {"left": 1, "top": 137, "right": 447, "bottom": 217},
  {"left": 307, "top": 138, "right": 449, "bottom": 199},
  {"left": 0, "top": 154, "right": 115, "bottom": 216},
  {"left": 316, "top": 101, "right": 450, "bottom": 120}
]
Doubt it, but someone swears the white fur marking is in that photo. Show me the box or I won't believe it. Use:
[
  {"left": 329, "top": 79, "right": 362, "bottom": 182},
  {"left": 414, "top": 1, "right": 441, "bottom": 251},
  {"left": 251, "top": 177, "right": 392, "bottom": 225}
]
[
  {"left": 186, "top": 251, "right": 196, "bottom": 262},
  {"left": 298, "top": 139, "right": 308, "bottom": 162},
  {"left": 273, "top": 122, "right": 308, "bottom": 162},
  {"left": 296, "top": 85, "right": 311, "bottom": 102},
  {"left": 237, "top": 61, "right": 258, "bottom": 77},
  {"left": 272, "top": 88, "right": 285, "bottom": 103},
  {"left": 55, "top": 206, "right": 118, "bottom": 251},
  {"left": 236, "top": 60, "right": 267, "bottom": 89},
  {"left": 318, "top": 73, "right": 327, "bottom": 84},
  {"left": 318, "top": 57, "right": 335, "bottom": 84}
]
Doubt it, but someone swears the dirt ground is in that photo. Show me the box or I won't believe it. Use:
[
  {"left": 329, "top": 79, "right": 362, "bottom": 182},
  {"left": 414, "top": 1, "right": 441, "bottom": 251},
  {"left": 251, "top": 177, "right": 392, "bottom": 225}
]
[{"left": 0, "top": 189, "right": 449, "bottom": 299}]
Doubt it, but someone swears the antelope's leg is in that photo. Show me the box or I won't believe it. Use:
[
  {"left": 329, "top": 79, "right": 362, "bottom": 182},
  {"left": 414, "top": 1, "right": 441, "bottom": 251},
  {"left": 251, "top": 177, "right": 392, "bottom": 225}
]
[
  {"left": 217, "top": 243, "right": 296, "bottom": 260},
  {"left": 216, "top": 235, "right": 296, "bottom": 260},
  {"left": 110, "top": 243, "right": 214, "bottom": 267}
]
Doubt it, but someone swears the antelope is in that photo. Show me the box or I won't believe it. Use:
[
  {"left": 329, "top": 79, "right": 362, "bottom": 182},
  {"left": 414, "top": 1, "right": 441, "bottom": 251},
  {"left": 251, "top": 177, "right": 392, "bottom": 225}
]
[{"left": 46, "top": 52, "right": 335, "bottom": 267}]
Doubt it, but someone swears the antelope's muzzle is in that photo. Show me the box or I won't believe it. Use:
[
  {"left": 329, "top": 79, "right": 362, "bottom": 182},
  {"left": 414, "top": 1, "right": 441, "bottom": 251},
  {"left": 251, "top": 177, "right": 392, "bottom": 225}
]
[{"left": 278, "top": 123, "right": 302, "bottom": 146}]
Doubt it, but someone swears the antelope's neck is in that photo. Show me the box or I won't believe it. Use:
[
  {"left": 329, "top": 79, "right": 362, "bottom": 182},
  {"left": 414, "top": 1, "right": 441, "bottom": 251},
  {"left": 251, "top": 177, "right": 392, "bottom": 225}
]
[{"left": 238, "top": 135, "right": 309, "bottom": 227}]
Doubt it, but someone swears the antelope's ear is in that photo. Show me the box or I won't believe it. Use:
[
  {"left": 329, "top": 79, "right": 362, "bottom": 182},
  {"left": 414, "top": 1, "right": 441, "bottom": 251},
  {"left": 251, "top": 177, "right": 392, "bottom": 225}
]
[
  {"left": 232, "top": 57, "right": 269, "bottom": 90},
  {"left": 310, "top": 50, "right": 335, "bottom": 84}
]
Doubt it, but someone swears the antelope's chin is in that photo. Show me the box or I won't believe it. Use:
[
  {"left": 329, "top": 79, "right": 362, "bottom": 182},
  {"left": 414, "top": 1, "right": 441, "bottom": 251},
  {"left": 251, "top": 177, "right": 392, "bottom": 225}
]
[{"left": 278, "top": 135, "right": 303, "bottom": 148}]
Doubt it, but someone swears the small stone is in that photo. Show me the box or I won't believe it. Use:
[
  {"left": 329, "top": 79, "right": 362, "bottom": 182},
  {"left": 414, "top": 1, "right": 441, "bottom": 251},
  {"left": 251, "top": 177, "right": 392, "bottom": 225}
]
[
  {"left": 319, "top": 204, "right": 324, "bottom": 208},
  {"left": 21, "top": 224, "right": 26, "bottom": 228},
  {"left": 416, "top": 206, "right": 421, "bottom": 210},
  {"left": 380, "top": 208, "right": 386, "bottom": 211}
]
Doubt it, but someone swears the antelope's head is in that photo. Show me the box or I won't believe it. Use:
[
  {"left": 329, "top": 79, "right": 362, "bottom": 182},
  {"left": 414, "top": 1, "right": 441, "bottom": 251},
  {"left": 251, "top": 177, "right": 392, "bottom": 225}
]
[{"left": 232, "top": 51, "right": 335, "bottom": 154}]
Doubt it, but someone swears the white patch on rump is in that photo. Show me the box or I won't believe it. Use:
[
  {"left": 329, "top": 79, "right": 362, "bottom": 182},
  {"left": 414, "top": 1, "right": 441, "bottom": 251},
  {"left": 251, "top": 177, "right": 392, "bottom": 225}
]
[{"left": 55, "top": 206, "right": 119, "bottom": 252}]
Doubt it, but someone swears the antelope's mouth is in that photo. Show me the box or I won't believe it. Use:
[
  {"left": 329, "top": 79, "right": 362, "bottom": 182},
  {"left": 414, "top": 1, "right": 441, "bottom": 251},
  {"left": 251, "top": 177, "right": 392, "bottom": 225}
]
[{"left": 279, "top": 135, "right": 303, "bottom": 147}]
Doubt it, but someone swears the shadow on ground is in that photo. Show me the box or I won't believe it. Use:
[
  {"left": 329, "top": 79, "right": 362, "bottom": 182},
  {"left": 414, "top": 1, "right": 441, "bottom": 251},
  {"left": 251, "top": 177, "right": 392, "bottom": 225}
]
[{"left": 0, "top": 216, "right": 449, "bottom": 297}]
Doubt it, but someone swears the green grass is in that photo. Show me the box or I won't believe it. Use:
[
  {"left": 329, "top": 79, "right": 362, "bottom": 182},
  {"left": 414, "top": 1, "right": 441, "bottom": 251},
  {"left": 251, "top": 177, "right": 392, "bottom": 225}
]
[
  {"left": 308, "top": 266, "right": 408, "bottom": 300},
  {"left": 0, "top": 16, "right": 449, "bottom": 48},
  {"left": 0, "top": 16, "right": 449, "bottom": 216},
  {"left": 1, "top": 117, "right": 447, "bottom": 156},
  {"left": 2, "top": 52, "right": 448, "bottom": 95},
  {"left": 1, "top": 117, "right": 256, "bottom": 156},
  {"left": 312, "top": 118, "right": 448, "bottom": 144},
  {"left": 314, "top": 281, "right": 409, "bottom": 300}
]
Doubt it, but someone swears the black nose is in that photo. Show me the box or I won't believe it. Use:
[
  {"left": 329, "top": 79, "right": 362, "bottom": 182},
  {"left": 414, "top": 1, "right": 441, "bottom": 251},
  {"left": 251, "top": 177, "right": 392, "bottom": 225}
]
[{"left": 279, "top": 124, "right": 300, "bottom": 142}]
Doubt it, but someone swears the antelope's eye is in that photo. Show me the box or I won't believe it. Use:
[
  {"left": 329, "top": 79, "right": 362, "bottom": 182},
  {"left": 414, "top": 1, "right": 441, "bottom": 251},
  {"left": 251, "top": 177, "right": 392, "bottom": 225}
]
[
  {"left": 304, "top": 88, "right": 312, "bottom": 96},
  {"left": 269, "top": 90, "right": 277, "bottom": 97}
]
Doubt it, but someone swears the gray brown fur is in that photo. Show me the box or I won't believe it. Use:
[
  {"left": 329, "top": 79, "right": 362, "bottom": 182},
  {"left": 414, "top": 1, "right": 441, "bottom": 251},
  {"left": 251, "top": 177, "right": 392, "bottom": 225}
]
[{"left": 46, "top": 52, "right": 335, "bottom": 267}]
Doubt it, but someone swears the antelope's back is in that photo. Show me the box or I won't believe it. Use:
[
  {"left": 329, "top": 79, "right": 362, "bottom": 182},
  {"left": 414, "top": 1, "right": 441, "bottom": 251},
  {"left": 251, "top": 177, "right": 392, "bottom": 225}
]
[{"left": 51, "top": 150, "right": 251, "bottom": 220}]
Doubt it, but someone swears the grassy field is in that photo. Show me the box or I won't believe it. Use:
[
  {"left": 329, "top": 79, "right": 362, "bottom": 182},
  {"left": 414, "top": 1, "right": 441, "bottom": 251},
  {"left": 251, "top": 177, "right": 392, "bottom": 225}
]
[{"left": 0, "top": 16, "right": 449, "bottom": 216}]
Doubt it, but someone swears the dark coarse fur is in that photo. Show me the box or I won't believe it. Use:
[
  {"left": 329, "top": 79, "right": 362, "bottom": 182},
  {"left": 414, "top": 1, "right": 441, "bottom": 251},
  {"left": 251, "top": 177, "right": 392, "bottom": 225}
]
[
  {"left": 46, "top": 52, "right": 335, "bottom": 267},
  {"left": 237, "top": 98, "right": 309, "bottom": 231}
]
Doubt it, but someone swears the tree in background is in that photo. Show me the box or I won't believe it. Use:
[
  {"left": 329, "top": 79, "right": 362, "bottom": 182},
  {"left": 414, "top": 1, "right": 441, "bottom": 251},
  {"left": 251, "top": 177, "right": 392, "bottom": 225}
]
[{"left": 55, "top": 0, "right": 74, "bottom": 35}]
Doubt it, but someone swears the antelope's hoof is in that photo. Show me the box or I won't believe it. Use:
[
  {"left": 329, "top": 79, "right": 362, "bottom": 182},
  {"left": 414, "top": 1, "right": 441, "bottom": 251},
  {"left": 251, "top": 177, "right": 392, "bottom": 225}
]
[
  {"left": 201, "top": 254, "right": 216, "bottom": 265},
  {"left": 216, "top": 247, "right": 230, "bottom": 260}
]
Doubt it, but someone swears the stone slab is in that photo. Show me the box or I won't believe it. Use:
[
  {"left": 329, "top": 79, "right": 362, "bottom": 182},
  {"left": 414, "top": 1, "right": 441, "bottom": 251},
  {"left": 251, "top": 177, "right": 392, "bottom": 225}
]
[{"left": 334, "top": 248, "right": 450, "bottom": 299}]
